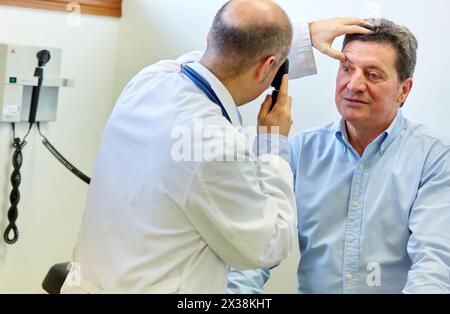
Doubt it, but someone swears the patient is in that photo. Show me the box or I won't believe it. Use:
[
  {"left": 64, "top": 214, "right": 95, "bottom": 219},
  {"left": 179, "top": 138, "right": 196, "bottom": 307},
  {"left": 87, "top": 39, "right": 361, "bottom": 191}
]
[{"left": 228, "top": 18, "right": 450, "bottom": 294}]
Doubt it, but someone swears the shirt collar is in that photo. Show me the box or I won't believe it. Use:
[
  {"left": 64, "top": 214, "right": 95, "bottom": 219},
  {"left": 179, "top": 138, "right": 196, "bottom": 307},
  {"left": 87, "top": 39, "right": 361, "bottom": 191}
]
[
  {"left": 333, "top": 119, "right": 350, "bottom": 150},
  {"left": 188, "top": 62, "right": 242, "bottom": 127},
  {"left": 379, "top": 109, "right": 404, "bottom": 153},
  {"left": 334, "top": 110, "right": 405, "bottom": 154}
]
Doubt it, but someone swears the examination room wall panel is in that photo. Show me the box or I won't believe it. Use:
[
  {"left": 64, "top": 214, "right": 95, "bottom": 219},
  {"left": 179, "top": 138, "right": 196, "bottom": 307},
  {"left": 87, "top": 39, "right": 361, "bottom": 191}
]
[
  {"left": 0, "top": 6, "right": 120, "bottom": 292},
  {"left": 114, "top": 0, "right": 450, "bottom": 294}
]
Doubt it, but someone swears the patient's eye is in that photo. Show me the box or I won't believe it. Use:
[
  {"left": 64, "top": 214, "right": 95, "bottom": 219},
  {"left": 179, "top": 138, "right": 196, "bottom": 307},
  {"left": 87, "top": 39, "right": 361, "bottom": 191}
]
[
  {"left": 367, "top": 71, "right": 382, "bottom": 81},
  {"left": 341, "top": 63, "right": 353, "bottom": 74}
]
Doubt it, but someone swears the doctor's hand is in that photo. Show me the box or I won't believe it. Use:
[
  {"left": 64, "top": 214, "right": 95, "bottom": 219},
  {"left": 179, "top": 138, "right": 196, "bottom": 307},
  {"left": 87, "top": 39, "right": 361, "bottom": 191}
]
[
  {"left": 309, "top": 17, "right": 374, "bottom": 61},
  {"left": 258, "top": 74, "right": 293, "bottom": 137}
]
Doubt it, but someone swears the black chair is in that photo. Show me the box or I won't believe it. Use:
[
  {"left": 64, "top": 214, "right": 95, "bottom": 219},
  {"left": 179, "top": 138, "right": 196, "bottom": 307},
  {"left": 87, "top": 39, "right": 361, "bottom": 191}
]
[{"left": 42, "top": 262, "right": 71, "bottom": 294}]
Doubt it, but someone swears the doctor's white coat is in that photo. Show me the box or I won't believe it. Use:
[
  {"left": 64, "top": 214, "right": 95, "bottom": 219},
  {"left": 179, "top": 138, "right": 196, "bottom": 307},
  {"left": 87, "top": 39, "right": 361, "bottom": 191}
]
[{"left": 72, "top": 21, "right": 316, "bottom": 293}]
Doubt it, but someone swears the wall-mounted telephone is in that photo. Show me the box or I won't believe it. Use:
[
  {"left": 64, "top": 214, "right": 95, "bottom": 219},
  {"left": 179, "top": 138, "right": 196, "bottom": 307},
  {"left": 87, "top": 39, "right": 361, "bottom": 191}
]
[
  {"left": 1, "top": 46, "right": 89, "bottom": 245},
  {"left": 3, "top": 48, "right": 55, "bottom": 245},
  {"left": 270, "top": 59, "right": 289, "bottom": 110}
]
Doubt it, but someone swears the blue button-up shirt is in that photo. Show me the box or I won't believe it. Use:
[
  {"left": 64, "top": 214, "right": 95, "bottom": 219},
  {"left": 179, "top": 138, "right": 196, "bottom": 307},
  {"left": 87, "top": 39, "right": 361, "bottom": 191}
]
[{"left": 228, "top": 110, "right": 450, "bottom": 293}]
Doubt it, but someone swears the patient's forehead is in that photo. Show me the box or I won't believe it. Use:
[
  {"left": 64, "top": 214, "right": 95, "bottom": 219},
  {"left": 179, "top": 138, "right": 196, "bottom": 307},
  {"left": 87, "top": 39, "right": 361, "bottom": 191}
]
[{"left": 343, "top": 41, "right": 397, "bottom": 70}]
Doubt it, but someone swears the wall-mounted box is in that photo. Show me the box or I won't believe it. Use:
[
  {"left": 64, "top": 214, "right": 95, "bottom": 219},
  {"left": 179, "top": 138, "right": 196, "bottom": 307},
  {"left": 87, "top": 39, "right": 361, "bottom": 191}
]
[{"left": 0, "top": 44, "right": 71, "bottom": 123}]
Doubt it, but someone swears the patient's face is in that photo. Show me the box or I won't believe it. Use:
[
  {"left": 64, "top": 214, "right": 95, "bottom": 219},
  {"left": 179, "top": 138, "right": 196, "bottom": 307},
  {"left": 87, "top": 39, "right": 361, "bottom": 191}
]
[{"left": 335, "top": 41, "right": 408, "bottom": 129}]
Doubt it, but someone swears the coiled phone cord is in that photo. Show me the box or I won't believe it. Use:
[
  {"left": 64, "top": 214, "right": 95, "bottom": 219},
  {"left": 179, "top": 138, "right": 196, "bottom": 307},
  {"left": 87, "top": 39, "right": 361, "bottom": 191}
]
[
  {"left": 37, "top": 123, "right": 91, "bottom": 185},
  {"left": 3, "top": 123, "right": 31, "bottom": 245},
  {"left": 3, "top": 123, "right": 90, "bottom": 245}
]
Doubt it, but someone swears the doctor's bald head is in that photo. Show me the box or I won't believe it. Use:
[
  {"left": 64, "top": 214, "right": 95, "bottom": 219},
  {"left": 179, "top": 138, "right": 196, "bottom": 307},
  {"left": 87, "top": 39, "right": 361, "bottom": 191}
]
[{"left": 203, "top": 0, "right": 292, "bottom": 80}]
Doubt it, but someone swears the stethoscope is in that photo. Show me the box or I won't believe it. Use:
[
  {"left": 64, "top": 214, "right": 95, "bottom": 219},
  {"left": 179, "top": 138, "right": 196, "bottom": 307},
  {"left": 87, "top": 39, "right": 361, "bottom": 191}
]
[{"left": 181, "top": 63, "right": 232, "bottom": 124}]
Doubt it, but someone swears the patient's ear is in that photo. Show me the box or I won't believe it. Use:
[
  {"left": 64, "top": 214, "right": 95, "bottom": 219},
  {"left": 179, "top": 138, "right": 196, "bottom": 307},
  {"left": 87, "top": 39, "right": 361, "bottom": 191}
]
[
  {"left": 206, "top": 31, "right": 211, "bottom": 45},
  {"left": 397, "top": 78, "right": 413, "bottom": 105}
]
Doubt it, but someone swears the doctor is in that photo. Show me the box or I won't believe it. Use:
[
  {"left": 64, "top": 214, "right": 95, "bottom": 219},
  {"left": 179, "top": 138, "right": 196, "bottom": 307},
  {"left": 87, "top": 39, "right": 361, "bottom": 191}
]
[{"left": 71, "top": 0, "right": 372, "bottom": 293}]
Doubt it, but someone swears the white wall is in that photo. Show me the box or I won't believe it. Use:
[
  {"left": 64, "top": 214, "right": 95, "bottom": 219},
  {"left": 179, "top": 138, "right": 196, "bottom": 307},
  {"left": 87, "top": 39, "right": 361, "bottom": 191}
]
[
  {"left": 114, "top": 0, "right": 450, "bottom": 294},
  {"left": 114, "top": 0, "right": 221, "bottom": 98},
  {"left": 0, "top": 6, "right": 119, "bottom": 292}
]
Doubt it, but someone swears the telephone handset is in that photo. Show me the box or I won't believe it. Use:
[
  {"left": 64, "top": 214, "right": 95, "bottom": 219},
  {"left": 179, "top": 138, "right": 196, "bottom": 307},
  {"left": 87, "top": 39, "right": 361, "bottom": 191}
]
[
  {"left": 29, "top": 50, "right": 51, "bottom": 125},
  {"left": 270, "top": 59, "right": 289, "bottom": 110}
]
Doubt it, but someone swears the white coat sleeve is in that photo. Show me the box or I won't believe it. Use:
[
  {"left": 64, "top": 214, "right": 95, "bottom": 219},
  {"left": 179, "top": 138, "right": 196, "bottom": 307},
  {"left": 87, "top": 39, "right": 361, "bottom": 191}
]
[
  {"left": 288, "top": 19, "right": 317, "bottom": 79},
  {"left": 184, "top": 133, "right": 297, "bottom": 270}
]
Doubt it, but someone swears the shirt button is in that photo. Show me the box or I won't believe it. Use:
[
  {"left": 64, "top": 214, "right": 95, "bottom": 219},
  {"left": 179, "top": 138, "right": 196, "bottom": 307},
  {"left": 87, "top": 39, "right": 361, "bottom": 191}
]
[
  {"left": 353, "top": 201, "right": 360, "bottom": 208},
  {"left": 359, "top": 165, "right": 365, "bottom": 172},
  {"left": 346, "top": 235, "right": 354, "bottom": 242},
  {"left": 345, "top": 274, "right": 353, "bottom": 282}
]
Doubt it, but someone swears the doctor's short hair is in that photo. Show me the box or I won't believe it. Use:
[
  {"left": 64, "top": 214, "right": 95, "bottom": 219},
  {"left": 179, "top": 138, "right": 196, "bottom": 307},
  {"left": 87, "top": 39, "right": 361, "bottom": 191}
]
[
  {"left": 207, "top": 1, "right": 292, "bottom": 78},
  {"left": 342, "top": 18, "right": 418, "bottom": 82}
]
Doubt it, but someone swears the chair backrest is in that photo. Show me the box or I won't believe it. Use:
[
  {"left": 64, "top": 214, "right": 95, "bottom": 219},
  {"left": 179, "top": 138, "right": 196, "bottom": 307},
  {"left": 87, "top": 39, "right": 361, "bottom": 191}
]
[{"left": 42, "top": 262, "right": 71, "bottom": 294}]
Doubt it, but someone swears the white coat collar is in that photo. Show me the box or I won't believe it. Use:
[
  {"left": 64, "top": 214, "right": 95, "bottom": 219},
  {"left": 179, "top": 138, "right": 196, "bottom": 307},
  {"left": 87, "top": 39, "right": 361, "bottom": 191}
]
[{"left": 188, "top": 62, "right": 242, "bottom": 127}]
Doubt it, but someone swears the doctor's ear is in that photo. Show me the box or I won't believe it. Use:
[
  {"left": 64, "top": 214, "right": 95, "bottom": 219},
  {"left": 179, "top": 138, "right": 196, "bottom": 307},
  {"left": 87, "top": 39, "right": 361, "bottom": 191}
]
[{"left": 255, "top": 56, "right": 276, "bottom": 83}]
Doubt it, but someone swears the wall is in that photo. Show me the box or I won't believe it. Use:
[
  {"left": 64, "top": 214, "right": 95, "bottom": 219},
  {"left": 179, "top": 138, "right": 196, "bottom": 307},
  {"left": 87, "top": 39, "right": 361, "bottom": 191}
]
[
  {"left": 0, "top": 5, "right": 119, "bottom": 292},
  {"left": 114, "top": 0, "right": 222, "bottom": 98},
  {"left": 113, "top": 0, "right": 450, "bottom": 294}
]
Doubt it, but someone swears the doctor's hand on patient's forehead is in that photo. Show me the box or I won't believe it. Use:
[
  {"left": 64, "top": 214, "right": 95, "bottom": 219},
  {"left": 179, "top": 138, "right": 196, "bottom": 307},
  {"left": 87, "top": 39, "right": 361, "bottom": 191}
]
[{"left": 309, "top": 17, "right": 374, "bottom": 62}]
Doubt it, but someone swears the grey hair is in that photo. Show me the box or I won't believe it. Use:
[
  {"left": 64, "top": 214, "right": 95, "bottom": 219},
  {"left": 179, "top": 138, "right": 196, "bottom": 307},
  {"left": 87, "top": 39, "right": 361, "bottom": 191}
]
[
  {"left": 342, "top": 18, "right": 418, "bottom": 82},
  {"left": 207, "top": 1, "right": 293, "bottom": 78}
]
